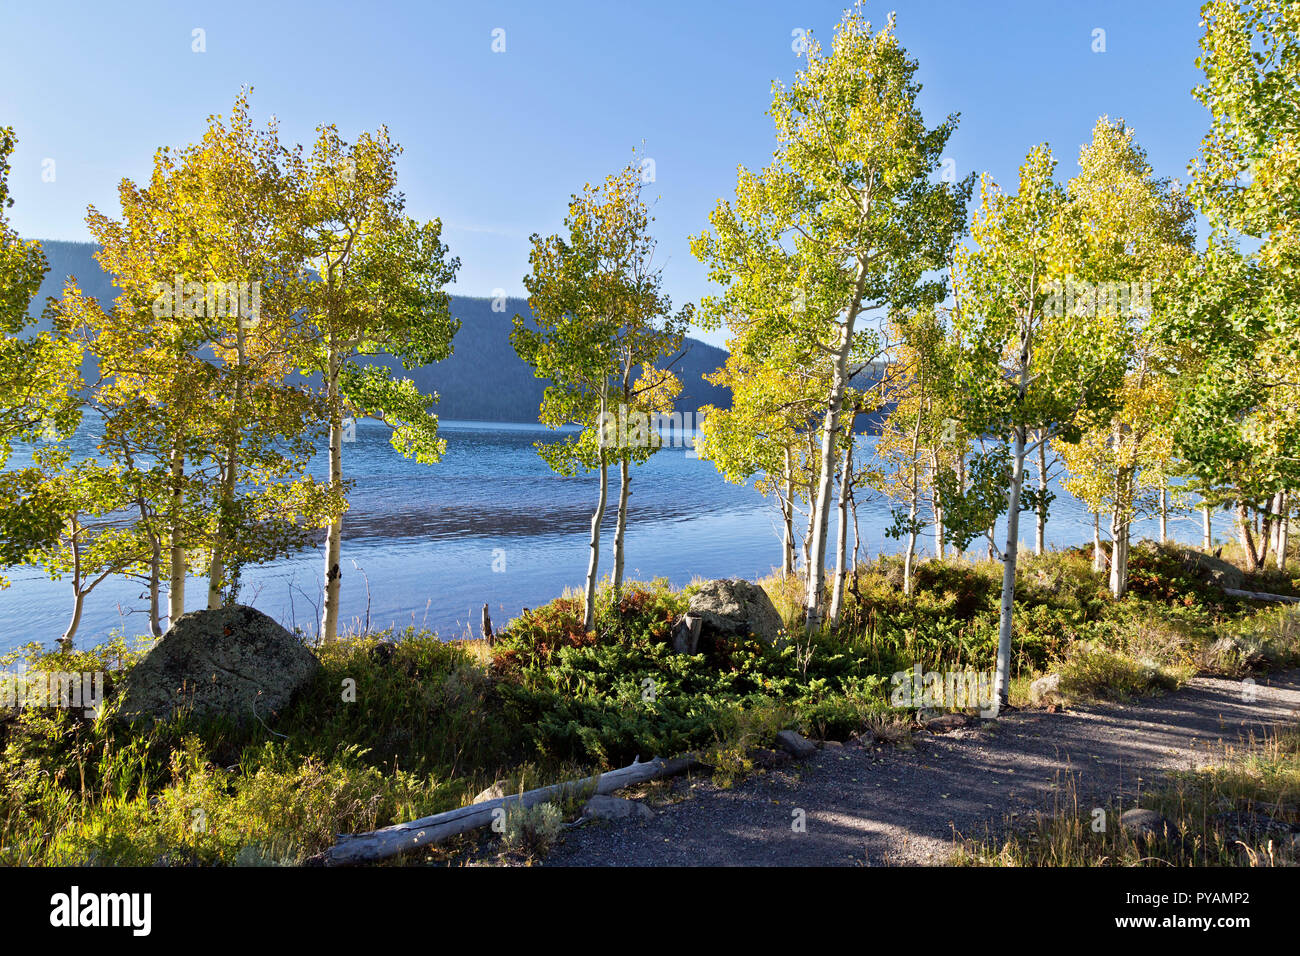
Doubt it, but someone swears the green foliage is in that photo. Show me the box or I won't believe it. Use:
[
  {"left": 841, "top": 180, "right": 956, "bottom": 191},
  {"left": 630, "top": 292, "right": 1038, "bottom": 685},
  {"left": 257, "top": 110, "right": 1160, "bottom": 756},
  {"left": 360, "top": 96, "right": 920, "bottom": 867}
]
[
  {"left": 501, "top": 801, "right": 563, "bottom": 858},
  {"left": 1057, "top": 643, "right": 1187, "bottom": 701},
  {"left": 3, "top": 549, "right": 1296, "bottom": 865},
  {"left": 0, "top": 127, "right": 83, "bottom": 476},
  {"left": 1123, "top": 542, "right": 1230, "bottom": 607},
  {"left": 1192, "top": 0, "right": 1300, "bottom": 296},
  {"left": 935, "top": 445, "right": 1011, "bottom": 553},
  {"left": 693, "top": 6, "right": 973, "bottom": 627},
  {"left": 1156, "top": 243, "right": 1299, "bottom": 569},
  {"left": 513, "top": 159, "right": 687, "bottom": 475}
]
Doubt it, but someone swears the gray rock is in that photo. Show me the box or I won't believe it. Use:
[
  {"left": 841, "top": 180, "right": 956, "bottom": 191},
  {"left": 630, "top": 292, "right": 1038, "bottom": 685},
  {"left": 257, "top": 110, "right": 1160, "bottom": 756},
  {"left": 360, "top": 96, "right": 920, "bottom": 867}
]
[
  {"left": 775, "top": 729, "right": 818, "bottom": 759},
  {"left": 686, "top": 578, "right": 786, "bottom": 649},
  {"left": 581, "top": 795, "right": 654, "bottom": 823},
  {"left": 1119, "top": 808, "right": 1180, "bottom": 842},
  {"left": 473, "top": 780, "right": 508, "bottom": 804},
  {"left": 1030, "top": 673, "right": 1062, "bottom": 705},
  {"left": 924, "top": 713, "right": 973, "bottom": 733},
  {"left": 116, "top": 605, "right": 318, "bottom": 727},
  {"left": 1171, "top": 546, "right": 1245, "bottom": 590}
]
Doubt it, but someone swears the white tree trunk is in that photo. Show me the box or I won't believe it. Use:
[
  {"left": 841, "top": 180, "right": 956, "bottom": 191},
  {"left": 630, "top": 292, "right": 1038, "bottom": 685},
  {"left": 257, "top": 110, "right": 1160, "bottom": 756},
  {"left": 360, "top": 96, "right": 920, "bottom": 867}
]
[
  {"left": 1203, "top": 503, "right": 1213, "bottom": 550},
  {"left": 994, "top": 424, "right": 1026, "bottom": 714},
  {"left": 933, "top": 497, "right": 945, "bottom": 561},
  {"left": 803, "top": 271, "right": 865, "bottom": 632},
  {"left": 1158, "top": 486, "right": 1168, "bottom": 545},
  {"left": 321, "top": 354, "right": 345, "bottom": 644},
  {"left": 1278, "top": 492, "right": 1290, "bottom": 572},
  {"left": 1109, "top": 460, "right": 1135, "bottom": 598},
  {"left": 932, "top": 449, "right": 945, "bottom": 561},
  {"left": 903, "top": 499, "right": 918, "bottom": 596},
  {"left": 167, "top": 441, "right": 186, "bottom": 626},
  {"left": 135, "top": 494, "right": 163, "bottom": 637},
  {"left": 1109, "top": 507, "right": 1130, "bottom": 599},
  {"left": 60, "top": 523, "right": 83, "bottom": 652},
  {"left": 781, "top": 446, "right": 795, "bottom": 577},
  {"left": 612, "top": 453, "right": 630, "bottom": 599},
  {"left": 1092, "top": 511, "right": 1103, "bottom": 573},
  {"left": 804, "top": 371, "right": 848, "bottom": 630},
  {"left": 584, "top": 391, "right": 609, "bottom": 633},
  {"left": 828, "top": 440, "right": 853, "bottom": 628},
  {"left": 902, "top": 396, "right": 923, "bottom": 596},
  {"left": 61, "top": 589, "right": 84, "bottom": 652},
  {"left": 1034, "top": 430, "right": 1047, "bottom": 556},
  {"left": 1268, "top": 491, "right": 1285, "bottom": 570},
  {"left": 208, "top": 318, "right": 246, "bottom": 609},
  {"left": 147, "top": 536, "right": 162, "bottom": 637},
  {"left": 1237, "top": 503, "right": 1263, "bottom": 572}
]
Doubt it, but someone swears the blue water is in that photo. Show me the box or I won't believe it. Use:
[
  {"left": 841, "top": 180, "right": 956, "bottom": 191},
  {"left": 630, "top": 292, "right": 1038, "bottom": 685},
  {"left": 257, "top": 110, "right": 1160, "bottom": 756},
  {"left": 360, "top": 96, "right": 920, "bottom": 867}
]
[{"left": 0, "top": 418, "right": 1235, "bottom": 652}]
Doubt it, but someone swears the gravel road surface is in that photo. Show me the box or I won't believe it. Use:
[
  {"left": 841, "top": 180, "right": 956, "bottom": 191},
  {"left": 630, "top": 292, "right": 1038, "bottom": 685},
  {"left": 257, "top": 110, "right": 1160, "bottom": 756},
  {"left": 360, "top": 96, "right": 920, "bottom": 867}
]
[{"left": 540, "top": 670, "right": 1300, "bottom": 866}]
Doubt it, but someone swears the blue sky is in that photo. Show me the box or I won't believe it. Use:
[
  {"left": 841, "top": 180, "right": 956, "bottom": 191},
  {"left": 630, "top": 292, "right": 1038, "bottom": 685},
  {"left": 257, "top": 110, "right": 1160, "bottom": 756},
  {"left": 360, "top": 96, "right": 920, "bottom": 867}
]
[{"left": 2, "top": 0, "right": 1211, "bottom": 347}]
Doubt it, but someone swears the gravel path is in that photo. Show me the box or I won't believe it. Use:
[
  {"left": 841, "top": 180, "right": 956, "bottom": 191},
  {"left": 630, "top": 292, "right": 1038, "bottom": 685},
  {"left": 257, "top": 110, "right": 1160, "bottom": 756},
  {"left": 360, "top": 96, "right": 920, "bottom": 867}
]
[{"left": 541, "top": 669, "right": 1300, "bottom": 866}]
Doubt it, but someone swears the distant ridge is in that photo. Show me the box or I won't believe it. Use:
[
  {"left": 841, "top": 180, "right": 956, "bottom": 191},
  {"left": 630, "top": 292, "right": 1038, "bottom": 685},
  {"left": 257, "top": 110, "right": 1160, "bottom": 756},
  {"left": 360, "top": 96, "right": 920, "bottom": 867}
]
[{"left": 27, "top": 239, "right": 732, "bottom": 423}]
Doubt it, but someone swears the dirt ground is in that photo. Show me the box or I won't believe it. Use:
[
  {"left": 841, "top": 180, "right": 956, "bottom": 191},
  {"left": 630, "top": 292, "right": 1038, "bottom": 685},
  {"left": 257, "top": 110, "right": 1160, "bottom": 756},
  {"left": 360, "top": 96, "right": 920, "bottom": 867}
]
[{"left": 537, "top": 669, "right": 1300, "bottom": 866}]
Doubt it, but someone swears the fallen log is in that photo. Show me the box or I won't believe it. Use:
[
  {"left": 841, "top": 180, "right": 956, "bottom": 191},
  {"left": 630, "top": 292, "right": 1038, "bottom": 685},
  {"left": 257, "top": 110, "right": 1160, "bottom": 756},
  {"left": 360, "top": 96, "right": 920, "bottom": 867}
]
[
  {"left": 1223, "top": 587, "right": 1300, "bottom": 604},
  {"left": 321, "top": 754, "right": 701, "bottom": 865}
]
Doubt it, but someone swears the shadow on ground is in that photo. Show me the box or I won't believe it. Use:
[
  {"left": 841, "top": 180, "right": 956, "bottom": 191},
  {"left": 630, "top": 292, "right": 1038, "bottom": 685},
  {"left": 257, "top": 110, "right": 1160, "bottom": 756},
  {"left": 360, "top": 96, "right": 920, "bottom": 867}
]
[{"left": 538, "top": 670, "right": 1300, "bottom": 866}]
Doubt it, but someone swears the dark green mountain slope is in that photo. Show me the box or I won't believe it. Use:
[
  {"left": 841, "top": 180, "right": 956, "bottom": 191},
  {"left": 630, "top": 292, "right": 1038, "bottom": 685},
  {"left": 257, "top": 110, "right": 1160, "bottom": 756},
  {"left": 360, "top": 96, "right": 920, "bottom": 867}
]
[{"left": 28, "top": 240, "right": 730, "bottom": 422}]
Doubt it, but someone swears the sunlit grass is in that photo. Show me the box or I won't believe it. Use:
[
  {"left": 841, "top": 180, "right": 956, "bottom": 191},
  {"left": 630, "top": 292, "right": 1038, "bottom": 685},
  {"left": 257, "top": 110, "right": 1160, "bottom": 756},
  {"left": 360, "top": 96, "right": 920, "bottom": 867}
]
[{"left": 954, "top": 722, "right": 1300, "bottom": 867}]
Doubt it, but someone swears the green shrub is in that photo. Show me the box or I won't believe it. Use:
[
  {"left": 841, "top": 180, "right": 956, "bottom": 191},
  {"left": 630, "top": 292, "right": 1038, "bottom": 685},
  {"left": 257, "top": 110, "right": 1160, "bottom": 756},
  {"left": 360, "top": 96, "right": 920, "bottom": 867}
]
[
  {"left": 1058, "top": 642, "right": 1188, "bottom": 701},
  {"left": 501, "top": 801, "right": 563, "bottom": 858},
  {"left": 4, "top": 558, "right": 1295, "bottom": 866}
]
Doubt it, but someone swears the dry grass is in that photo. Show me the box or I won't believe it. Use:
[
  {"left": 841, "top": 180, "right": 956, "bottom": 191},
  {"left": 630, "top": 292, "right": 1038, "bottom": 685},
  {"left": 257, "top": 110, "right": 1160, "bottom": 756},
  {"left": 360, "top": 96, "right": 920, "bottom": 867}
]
[
  {"left": 757, "top": 570, "right": 806, "bottom": 633},
  {"left": 863, "top": 714, "right": 916, "bottom": 749},
  {"left": 954, "top": 721, "right": 1300, "bottom": 866}
]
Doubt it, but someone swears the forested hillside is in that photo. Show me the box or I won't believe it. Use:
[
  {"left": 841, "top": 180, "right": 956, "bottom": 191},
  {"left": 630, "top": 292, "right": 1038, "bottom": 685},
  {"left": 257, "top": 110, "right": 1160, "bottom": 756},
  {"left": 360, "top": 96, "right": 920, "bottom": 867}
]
[{"left": 29, "top": 240, "right": 730, "bottom": 422}]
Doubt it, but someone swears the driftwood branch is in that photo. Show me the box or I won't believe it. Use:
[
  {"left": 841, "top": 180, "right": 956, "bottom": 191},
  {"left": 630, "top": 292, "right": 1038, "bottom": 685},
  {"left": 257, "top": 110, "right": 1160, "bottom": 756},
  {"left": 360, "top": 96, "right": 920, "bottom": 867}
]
[
  {"left": 1223, "top": 587, "right": 1300, "bottom": 604},
  {"left": 321, "top": 754, "right": 700, "bottom": 865}
]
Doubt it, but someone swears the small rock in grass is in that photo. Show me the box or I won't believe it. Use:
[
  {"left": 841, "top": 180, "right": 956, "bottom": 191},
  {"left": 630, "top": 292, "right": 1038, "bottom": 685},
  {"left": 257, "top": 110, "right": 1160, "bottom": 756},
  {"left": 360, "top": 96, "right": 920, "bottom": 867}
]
[
  {"left": 581, "top": 795, "right": 654, "bottom": 823},
  {"left": 473, "top": 781, "right": 508, "bottom": 804},
  {"left": 1030, "top": 673, "right": 1062, "bottom": 706},
  {"left": 1119, "top": 808, "right": 1180, "bottom": 842},
  {"left": 924, "top": 713, "right": 973, "bottom": 733},
  {"left": 775, "top": 729, "right": 818, "bottom": 759}
]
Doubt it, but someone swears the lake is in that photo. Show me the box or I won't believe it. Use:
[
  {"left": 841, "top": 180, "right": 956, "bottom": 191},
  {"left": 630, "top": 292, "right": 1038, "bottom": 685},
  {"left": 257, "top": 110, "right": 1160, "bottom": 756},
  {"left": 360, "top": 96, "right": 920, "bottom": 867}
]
[{"left": 0, "top": 418, "right": 1233, "bottom": 653}]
